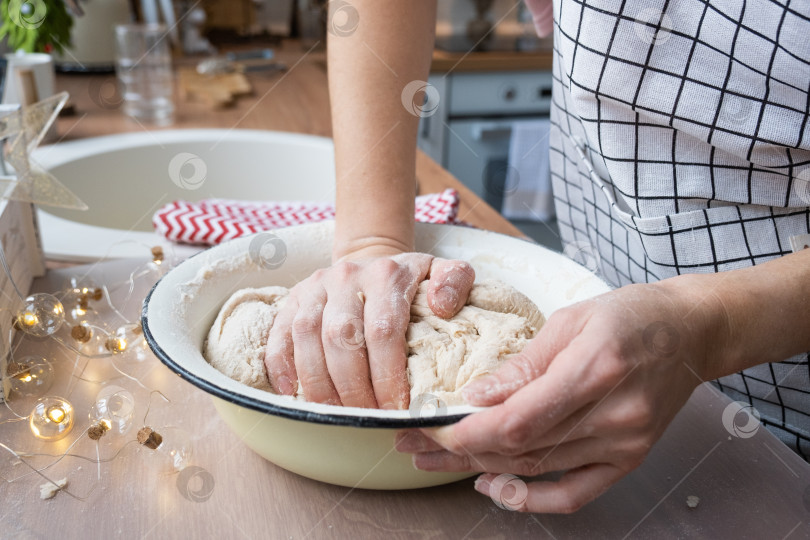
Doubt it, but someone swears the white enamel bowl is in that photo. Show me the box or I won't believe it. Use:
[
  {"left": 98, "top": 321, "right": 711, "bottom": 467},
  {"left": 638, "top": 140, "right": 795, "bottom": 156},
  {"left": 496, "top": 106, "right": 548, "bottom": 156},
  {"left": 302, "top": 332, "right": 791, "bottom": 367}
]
[{"left": 142, "top": 221, "right": 611, "bottom": 490}]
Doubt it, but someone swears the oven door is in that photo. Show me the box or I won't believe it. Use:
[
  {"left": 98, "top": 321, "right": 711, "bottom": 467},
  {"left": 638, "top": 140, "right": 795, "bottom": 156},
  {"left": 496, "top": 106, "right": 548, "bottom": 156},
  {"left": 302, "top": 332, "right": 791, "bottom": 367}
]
[{"left": 446, "top": 118, "right": 523, "bottom": 211}]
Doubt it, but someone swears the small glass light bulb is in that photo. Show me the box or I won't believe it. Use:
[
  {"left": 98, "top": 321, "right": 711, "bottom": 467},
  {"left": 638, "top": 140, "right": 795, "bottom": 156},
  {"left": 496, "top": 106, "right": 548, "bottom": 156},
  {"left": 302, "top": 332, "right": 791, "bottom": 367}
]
[
  {"left": 8, "top": 356, "right": 54, "bottom": 397},
  {"left": 64, "top": 300, "right": 92, "bottom": 327},
  {"left": 48, "top": 407, "right": 65, "bottom": 423},
  {"left": 151, "top": 246, "right": 164, "bottom": 265},
  {"left": 89, "top": 385, "right": 135, "bottom": 435},
  {"left": 88, "top": 418, "right": 111, "bottom": 441},
  {"left": 62, "top": 279, "right": 102, "bottom": 319},
  {"left": 72, "top": 302, "right": 90, "bottom": 317},
  {"left": 66, "top": 276, "right": 101, "bottom": 301},
  {"left": 105, "top": 335, "right": 127, "bottom": 353},
  {"left": 14, "top": 294, "right": 65, "bottom": 337},
  {"left": 71, "top": 324, "right": 93, "bottom": 343},
  {"left": 158, "top": 428, "right": 192, "bottom": 472},
  {"left": 139, "top": 426, "right": 192, "bottom": 472},
  {"left": 133, "top": 338, "right": 152, "bottom": 362},
  {"left": 105, "top": 323, "right": 142, "bottom": 355},
  {"left": 30, "top": 396, "right": 74, "bottom": 441}
]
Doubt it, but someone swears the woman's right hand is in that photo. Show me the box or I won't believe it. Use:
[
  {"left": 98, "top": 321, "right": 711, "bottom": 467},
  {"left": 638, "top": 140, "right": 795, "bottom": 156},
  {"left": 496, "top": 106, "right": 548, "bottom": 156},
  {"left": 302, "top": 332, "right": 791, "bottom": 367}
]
[{"left": 263, "top": 252, "right": 475, "bottom": 409}]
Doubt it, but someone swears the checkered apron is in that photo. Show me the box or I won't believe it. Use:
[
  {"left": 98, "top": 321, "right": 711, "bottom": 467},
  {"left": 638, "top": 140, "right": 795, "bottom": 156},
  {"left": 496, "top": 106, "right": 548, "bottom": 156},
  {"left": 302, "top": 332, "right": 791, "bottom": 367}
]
[{"left": 548, "top": 0, "right": 810, "bottom": 457}]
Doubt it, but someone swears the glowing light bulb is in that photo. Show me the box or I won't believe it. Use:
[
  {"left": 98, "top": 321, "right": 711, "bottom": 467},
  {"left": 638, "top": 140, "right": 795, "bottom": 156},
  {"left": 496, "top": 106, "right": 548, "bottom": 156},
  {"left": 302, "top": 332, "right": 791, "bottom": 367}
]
[
  {"left": 14, "top": 294, "right": 65, "bottom": 338},
  {"left": 89, "top": 386, "right": 135, "bottom": 435},
  {"left": 72, "top": 303, "right": 89, "bottom": 317},
  {"left": 64, "top": 303, "right": 92, "bottom": 327},
  {"left": 8, "top": 356, "right": 54, "bottom": 397},
  {"left": 47, "top": 407, "right": 65, "bottom": 423},
  {"left": 105, "top": 323, "right": 142, "bottom": 355},
  {"left": 30, "top": 396, "right": 74, "bottom": 441},
  {"left": 65, "top": 276, "right": 102, "bottom": 302},
  {"left": 62, "top": 279, "right": 103, "bottom": 323},
  {"left": 105, "top": 336, "right": 127, "bottom": 353},
  {"left": 151, "top": 246, "right": 164, "bottom": 265}
]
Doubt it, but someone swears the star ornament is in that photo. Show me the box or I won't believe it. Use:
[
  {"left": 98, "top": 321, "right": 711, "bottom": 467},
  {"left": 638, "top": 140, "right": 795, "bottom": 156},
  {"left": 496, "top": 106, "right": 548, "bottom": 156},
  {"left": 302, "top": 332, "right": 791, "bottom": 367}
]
[{"left": 0, "top": 92, "right": 88, "bottom": 210}]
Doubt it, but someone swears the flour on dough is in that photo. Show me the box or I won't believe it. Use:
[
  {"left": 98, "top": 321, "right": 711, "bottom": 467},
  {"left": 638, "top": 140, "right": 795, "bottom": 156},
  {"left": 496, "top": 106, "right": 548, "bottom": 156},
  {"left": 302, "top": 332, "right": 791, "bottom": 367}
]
[
  {"left": 407, "top": 280, "right": 543, "bottom": 405},
  {"left": 203, "top": 279, "right": 544, "bottom": 406},
  {"left": 204, "top": 286, "right": 288, "bottom": 392}
]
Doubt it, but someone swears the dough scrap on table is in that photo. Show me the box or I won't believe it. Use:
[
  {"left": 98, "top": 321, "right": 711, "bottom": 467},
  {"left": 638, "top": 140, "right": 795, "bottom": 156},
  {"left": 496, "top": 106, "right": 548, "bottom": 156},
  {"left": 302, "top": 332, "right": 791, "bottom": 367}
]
[
  {"left": 203, "top": 279, "right": 544, "bottom": 407},
  {"left": 40, "top": 477, "right": 68, "bottom": 500}
]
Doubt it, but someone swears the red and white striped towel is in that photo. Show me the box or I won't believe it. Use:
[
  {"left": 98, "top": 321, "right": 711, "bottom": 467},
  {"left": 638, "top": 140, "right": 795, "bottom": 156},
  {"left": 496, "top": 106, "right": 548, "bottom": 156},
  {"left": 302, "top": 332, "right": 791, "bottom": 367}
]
[{"left": 152, "top": 188, "right": 461, "bottom": 246}]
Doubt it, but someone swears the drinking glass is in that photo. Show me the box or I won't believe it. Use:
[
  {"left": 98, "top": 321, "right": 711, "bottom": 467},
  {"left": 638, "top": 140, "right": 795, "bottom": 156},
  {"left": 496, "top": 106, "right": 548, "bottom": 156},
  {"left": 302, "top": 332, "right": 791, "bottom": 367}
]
[{"left": 114, "top": 24, "right": 175, "bottom": 126}]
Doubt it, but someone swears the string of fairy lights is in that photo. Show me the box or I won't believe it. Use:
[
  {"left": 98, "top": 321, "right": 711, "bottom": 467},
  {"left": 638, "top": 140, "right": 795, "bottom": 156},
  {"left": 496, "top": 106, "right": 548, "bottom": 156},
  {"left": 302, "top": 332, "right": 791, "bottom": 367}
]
[
  {"left": 1, "top": 244, "right": 197, "bottom": 499},
  {"left": 0, "top": 91, "right": 199, "bottom": 500}
]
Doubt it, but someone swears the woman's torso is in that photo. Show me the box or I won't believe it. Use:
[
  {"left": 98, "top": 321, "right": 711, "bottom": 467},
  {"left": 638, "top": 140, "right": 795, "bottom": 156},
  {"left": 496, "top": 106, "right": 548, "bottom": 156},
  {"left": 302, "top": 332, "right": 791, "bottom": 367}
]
[{"left": 539, "top": 0, "right": 810, "bottom": 457}]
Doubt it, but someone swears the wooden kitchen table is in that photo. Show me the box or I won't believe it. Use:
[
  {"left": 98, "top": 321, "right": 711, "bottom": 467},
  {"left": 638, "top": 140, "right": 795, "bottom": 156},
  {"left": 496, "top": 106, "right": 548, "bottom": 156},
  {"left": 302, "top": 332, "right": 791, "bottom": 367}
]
[
  {"left": 5, "top": 260, "right": 809, "bottom": 539},
  {"left": 3, "top": 40, "right": 806, "bottom": 538}
]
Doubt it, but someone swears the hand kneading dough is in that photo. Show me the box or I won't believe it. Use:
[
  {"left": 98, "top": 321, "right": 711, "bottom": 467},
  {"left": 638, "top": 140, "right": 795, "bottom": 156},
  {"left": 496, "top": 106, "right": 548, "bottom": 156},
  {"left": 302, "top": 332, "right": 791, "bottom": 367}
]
[{"left": 203, "top": 279, "right": 544, "bottom": 406}]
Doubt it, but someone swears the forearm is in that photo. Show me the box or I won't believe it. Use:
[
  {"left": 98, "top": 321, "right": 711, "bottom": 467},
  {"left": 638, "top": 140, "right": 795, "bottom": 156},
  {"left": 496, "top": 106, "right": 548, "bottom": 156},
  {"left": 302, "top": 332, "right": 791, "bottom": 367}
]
[
  {"left": 328, "top": 0, "right": 437, "bottom": 261},
  {"left": 668, "top": 248, "right": 810, "bottom": 380}
]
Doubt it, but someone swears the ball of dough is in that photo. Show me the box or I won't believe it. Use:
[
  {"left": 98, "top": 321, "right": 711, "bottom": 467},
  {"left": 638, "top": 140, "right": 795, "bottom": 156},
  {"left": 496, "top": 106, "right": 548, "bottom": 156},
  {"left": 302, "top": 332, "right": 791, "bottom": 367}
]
[
  {"left": 203, "top": 279, "right": 544, "bottom": 407},
  {"left": 204, "top": 286, "right": 288, "bottom": 392}
]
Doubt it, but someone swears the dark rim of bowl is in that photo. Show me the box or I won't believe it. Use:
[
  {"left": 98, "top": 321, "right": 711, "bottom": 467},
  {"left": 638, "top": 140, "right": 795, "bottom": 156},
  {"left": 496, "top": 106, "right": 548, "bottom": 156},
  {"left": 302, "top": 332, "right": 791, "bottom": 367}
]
[{"left": 139, "top": 227, "right": 515, "bottom": 429}]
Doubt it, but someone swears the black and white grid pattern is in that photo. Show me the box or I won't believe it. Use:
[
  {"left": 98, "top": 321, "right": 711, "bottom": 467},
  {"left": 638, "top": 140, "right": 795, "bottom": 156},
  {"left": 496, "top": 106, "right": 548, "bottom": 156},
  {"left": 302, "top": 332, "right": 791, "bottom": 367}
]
[{"left": 548, "top": 0, "right": 810, "bottom": 457}]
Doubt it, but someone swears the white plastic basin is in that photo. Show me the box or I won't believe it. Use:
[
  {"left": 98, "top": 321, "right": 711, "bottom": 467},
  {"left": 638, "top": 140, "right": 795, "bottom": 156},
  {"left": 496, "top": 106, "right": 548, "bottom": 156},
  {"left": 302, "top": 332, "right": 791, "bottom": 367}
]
[{"left": 33, "top": 129, "right": 336, "bottom": 261}]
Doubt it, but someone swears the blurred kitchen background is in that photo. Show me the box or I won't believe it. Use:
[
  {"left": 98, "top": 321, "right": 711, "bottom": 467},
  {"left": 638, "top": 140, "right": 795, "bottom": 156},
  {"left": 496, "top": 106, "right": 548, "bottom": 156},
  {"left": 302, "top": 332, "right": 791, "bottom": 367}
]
[{"left": 0, "top": 0, "right": 560, "bottom": 250}]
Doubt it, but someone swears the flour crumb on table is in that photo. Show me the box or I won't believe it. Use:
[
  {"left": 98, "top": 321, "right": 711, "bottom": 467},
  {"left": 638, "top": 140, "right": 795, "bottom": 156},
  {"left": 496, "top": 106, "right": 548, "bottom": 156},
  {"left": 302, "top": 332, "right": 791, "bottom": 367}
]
[
  {"left": 39, "top": 478, "right": 67, "bottom": 500},
  {"left": 203, "top": 279, "right": 545, "bottom": 406},
  {"left": 686, "top": 495, "right": 700, "bottom": 509}
]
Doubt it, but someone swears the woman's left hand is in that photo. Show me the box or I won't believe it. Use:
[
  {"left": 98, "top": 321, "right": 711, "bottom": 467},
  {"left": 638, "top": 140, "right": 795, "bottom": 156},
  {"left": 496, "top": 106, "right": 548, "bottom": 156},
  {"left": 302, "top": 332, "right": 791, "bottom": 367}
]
[{"left": 395, "top": 276, "right": 726, "bottom": 513}]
